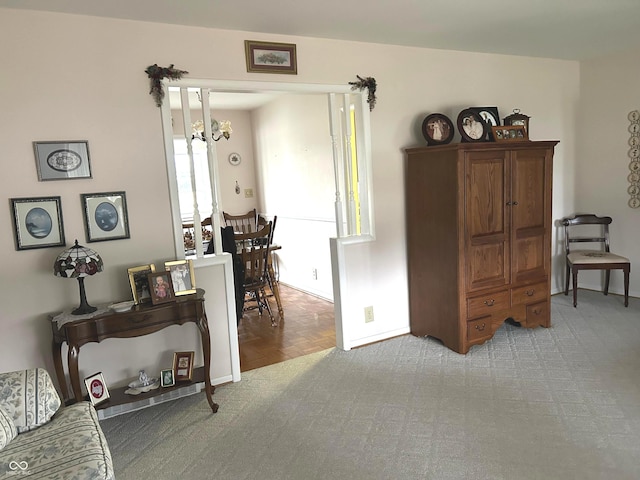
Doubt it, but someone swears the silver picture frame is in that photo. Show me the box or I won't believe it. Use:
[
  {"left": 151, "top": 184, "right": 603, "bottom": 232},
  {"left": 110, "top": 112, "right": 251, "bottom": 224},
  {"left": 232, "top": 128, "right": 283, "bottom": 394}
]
[{"left": 34, "top": 140, "right": 92, "bottom": 181}]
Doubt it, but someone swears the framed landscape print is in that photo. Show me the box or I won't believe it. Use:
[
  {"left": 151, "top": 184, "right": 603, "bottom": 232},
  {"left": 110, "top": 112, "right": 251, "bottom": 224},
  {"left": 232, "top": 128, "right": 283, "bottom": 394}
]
[
  {"left": 245, "top": 40, "right": 297, "bottom": 74},
  {"left": 81, "top": 191, "right": 130, "bottom": 242},
  {"left": 10, "top": 196, "right": 65, "bottom": 250},
  {"left": 34, "top": 141, "right": 92, "bottom": 181}
]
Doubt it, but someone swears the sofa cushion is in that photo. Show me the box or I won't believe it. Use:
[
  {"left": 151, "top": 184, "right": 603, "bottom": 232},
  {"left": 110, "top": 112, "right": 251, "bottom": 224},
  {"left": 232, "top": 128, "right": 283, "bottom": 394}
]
[
  {"left": 0, "top": 368, "right": 61, "bottom": 433},
  {"left": 0, "top": 402, "right": 114, "bottom": 479},
  {"left": 0, "top": 406, "right": 17, "bottom": 450}
]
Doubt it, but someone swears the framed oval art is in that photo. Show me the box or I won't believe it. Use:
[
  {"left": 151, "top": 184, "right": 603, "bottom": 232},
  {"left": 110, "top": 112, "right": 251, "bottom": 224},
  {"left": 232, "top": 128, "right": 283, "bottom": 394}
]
[{"left": 421, "top": 113, "right": 454, "bottom": 146}]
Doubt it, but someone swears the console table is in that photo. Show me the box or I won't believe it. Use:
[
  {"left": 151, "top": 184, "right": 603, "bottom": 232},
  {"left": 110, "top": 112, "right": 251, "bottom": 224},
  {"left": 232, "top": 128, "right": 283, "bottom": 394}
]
[{"left": 50, "top": 288, "right": 218, "bottom": 413}]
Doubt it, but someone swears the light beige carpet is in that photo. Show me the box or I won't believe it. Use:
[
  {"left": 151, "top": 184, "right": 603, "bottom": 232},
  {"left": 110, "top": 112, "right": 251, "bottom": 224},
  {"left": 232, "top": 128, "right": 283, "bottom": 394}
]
[{"left": 102, "top": 290, "right": 640, "bottom": 479}]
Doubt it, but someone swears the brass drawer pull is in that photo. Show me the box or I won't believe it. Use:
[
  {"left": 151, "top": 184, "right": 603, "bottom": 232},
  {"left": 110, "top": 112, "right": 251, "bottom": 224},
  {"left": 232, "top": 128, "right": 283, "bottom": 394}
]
[
  {"left": 525, "top": 289, "right": 535, "bottom": 296},
  {"left": 483, "top": 299, "right": 495, "bottom": 306},
  {"left": 532, "top": 308, "right": 542, "bottom": 315},
  {"left": 475, "top": 323, "right": 486, "bottom": 332}
]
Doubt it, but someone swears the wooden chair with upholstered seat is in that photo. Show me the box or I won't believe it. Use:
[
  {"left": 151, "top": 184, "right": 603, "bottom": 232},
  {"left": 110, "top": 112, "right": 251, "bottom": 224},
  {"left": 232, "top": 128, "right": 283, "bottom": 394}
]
[
  {"left": 562, "top": 213, "right": 630, "bottom": 307},
  {"left": 223, "top": 209, "right": 258, "bottom": 234},
  {"left": 235, "top": 221, "right": 278, "bottom": 326}
]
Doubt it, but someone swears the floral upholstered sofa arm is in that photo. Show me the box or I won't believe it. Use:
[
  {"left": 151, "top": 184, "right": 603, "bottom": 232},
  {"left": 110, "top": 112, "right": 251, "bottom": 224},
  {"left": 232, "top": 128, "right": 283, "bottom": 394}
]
[
  {"left": 0, "top": 368, "right": 61, "bottom": 433},
  {"left": 0, "top": 368, "right": 115, "bottom": 480}
]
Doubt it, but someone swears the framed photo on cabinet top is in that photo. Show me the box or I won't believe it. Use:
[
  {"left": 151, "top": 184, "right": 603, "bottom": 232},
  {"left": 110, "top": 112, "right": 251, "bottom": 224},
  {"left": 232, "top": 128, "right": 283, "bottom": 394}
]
[
  {"left": 491, "top": 125, "right": 528, "bottom": 142},
  {"left": 457, "top": 109, "right": 488, "bottom": 143},
  {"left": 421, "top": 113, "right": 454, "bottom": 146}
]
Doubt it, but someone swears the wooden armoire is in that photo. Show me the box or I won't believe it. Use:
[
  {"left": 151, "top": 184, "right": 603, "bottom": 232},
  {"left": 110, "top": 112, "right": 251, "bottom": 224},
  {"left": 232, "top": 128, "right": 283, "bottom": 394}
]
[{"left": 405, "top": 141, "right": 558, "bottom": 354}]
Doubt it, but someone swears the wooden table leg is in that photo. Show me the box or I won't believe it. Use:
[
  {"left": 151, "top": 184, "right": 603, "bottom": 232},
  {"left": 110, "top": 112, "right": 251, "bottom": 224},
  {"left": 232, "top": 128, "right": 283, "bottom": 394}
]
[
  {"left": 197, "top": 310, "right": 219, "bottom": 413},
  {"left": 68, "top": 344, "right": 83, "bottom": 403},
  {"left": 51, "top": 339, "right": 69, "bottom": 401}
]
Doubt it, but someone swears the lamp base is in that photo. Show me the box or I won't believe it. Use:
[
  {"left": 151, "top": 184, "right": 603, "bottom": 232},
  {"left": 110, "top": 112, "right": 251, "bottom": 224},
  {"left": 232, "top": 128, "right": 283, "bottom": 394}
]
[
  {"left": 71, "top": 276, "right": 97, "bottom": 315},
  {"left": 72, "top": 304, "right": 97, "bottom": 315}
]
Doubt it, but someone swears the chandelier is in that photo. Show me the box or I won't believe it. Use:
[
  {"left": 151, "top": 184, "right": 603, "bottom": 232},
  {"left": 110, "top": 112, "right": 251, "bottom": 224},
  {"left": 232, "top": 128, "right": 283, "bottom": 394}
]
[{"left": 192, "top": 119, "right": 232, "bottom": 142}]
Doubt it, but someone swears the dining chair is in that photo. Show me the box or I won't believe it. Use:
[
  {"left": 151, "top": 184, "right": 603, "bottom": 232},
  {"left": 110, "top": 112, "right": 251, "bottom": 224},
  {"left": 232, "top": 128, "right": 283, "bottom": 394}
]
[
  {"left": 223, "top": 209, "right": 258, "bottom": 234},
  {"left": 562, "top": 213, "right": 630, "bottom": 307},
  {"left": 235, "top": 221, "right": 277, "bottom": 326}
]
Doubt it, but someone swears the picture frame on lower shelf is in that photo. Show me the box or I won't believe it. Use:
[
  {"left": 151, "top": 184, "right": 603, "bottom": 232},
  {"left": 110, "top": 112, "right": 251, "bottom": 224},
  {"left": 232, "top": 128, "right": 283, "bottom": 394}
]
[
  {"left": 84, "top": 372, "right": 110, "bottom": 406},
  {"left": 10, "top": 196, "right": 66, "bottom": 250},
  {"left": 173, "top": 351, "right": 194, "bottom": 381},
  {"left": 491, "top": 125, "right": 529, "bottom": 142},
  {"left": 160, "top": 368, "right": 175, "bottom": 387}
]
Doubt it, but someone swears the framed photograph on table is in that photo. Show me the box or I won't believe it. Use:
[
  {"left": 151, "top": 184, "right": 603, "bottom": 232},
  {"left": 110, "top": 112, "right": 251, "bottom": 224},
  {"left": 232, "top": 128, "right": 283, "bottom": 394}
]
[
  {"left": 164, "top": 259, "right": 196, "bottom": 296},
  {"left": 127, "top": 264, "right": 156, "bottom": 304},
  {"left": 245, "top": 40, "right": 297, "bottom": 74},
  {"left": 84, "top": 372, "right": 110, "bottom": 406},
  {"left": 34, "top": 140, "right": 91, "bottom": 181},
  {"left": 10, "top": 196, "right": 65, "bottom": 250},
  {"left": 148, "top": 272, "right": 175, "bottom": 305},
  {"left": 81, "top": 191, "right": 130, "bottom": 242},
  {"left": 173, "top": 351, "right": 194, "bottom": 381}
]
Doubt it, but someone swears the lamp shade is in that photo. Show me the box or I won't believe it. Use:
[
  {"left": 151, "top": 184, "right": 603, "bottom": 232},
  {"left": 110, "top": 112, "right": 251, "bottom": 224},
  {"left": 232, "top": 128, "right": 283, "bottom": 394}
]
[
  {"left": 54, "top": 240, "right": 103, "bottom": 315},
  {"left": 54, "top": 240, "right": 103, "bottom": 278}
]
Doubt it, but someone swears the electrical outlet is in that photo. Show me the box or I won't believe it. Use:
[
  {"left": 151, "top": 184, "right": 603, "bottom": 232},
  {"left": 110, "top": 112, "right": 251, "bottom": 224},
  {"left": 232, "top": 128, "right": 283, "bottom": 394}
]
[
  {"left": 364, "top": 306, "right": 374, "bottom": 323},
  {"left": 312, "top": 268, "right": 318, "bottom": 280},
  {"left": 244, "top": 188, "right": 254, "bottom": 198}
]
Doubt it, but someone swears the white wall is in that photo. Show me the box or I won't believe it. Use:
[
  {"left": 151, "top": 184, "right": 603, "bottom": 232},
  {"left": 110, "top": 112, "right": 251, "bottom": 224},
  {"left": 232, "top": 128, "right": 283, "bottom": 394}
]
[
  {"left": 252, "top": 94, "right": 337, "bottom": 299},
  {"left": 0, "top": 8, "right": 581, "bottom": 388}
]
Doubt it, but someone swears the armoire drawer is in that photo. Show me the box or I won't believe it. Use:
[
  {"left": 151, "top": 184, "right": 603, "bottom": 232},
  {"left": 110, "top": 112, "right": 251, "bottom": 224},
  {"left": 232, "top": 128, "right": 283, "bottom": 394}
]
[
  {"left": 467, "top": 317, "right": 492, "bottom": 342},
  {"left": 511, "top": 282, "right": 547, "bottom": 306},
  {"left": 467, "top": 290, "right": 510, "bottom": 319},
  {"left": 526, "top": 301, "right": 549, "bottom": 328}
]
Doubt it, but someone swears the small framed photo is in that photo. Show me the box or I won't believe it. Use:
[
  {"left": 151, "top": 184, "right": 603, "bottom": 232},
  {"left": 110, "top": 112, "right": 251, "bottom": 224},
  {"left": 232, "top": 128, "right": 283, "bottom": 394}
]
[
  {"left": 469, "top": 107, "right": 500, "bottom": 141},
  {"left": 127, "top": 264, "right": 156, "bottom": 304},
  {"left": 34, "top": 140, "right": 92, "bottom": 181},
  {"left": 148, "top": 272, "right": 175, "bottom": 305},
  {"left": 164, "top": 259, "right": 196, "bottom": 296},
  {"left": 84, "top": 372, "right": 110, "bottom": 406},
  {"left": 245, "top": 40, "right": 297, "bottom": 74},
  {"left": 421, "top": 113, "right": 454, "bottom": 146},
  {"left": 160, "top": 368, "right": 175, "bottom": 388},
  {"left": 491, "top": 125, "right": 529, "bottom": 142},
  {"left": 81, "top": 191, "right": 130, "bottom": 242},
  {"left": 457, "top": 108, "right": 488, "bottom": 143},
  {"left": 10, "top": 196, "right": 65, "bottom": 250},
  {"left": 173, "top": 351, "right": 194, "bottom": 381}
]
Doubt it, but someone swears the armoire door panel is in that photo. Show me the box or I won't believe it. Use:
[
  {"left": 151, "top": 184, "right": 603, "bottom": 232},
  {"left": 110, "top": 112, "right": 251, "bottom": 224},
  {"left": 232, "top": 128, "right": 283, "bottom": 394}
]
[
  {"left": 513, "top": 235, "right": 547, "bottom": 280},
  {"left": 511, "top": 152, "right": 547, "bottom": 231},
  {"left": 469, "top": 243, "right": 507, "bottom": 289}
]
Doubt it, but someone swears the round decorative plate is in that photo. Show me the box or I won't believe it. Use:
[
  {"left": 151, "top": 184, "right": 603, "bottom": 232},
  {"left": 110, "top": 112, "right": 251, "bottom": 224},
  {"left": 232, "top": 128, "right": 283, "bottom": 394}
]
[
  {"left": 228, "top": 152, "right": 241, "bottom": 166},
  {"left": 457, "top": 109, "right": 488, "bottom": 143},
  {"left": 421, "top": 113, "right": 454, "bottom": 146}
]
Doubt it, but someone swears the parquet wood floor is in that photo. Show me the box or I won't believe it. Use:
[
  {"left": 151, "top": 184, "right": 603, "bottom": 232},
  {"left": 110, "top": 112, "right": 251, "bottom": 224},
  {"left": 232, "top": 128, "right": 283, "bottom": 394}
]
[{"left": 237, "top": 284, "right": 336, "bottom": 371}]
